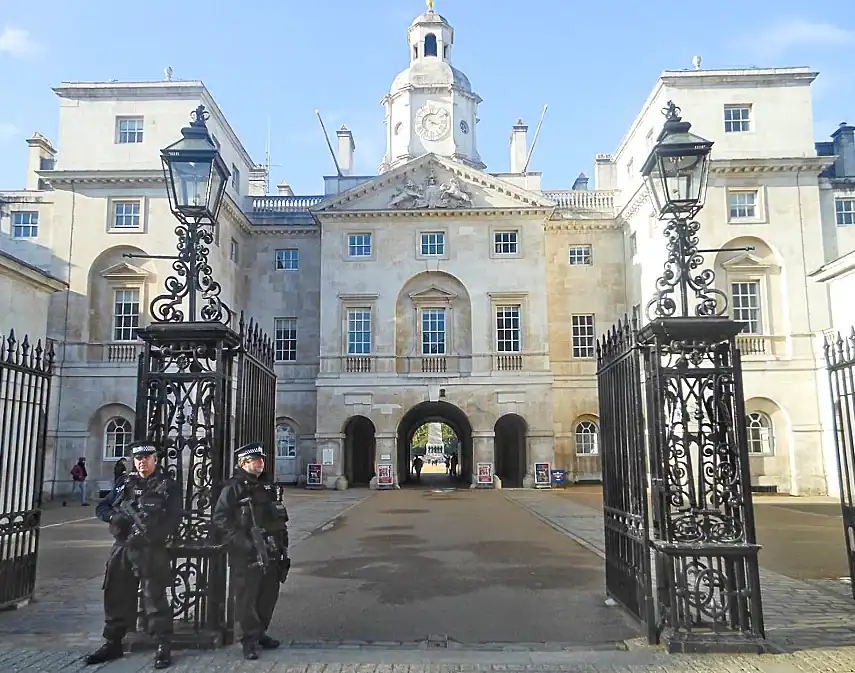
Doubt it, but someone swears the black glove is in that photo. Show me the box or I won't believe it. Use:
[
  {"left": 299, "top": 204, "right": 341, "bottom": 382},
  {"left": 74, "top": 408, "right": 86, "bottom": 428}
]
[
  {"left": 278, "top": 557, "right": 291, "bottom": 583},
  {"left": 109, "top": 512, "right": 132, "bottom": 538}
]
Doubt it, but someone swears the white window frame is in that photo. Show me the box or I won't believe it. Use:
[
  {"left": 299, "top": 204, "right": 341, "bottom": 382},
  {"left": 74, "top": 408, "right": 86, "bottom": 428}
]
[
  {"left": 571, "top": 314, "right": 596, "bottom": 359},
  {"left": 108, "top": 198, "right": 144, "bottom": 232},
  {"left": 339, "top": 293, "right": 379, "bottom": 355},
  {"left": 231, "top": 163, "right": 240, "bottom": 193},
  {"left": 11, "top": 211, "right": 38, "bottom": 238},
  {"left": 730, "top": 280, "right": 763, "bottom": 335},
  {"left": 724, "top": 105, "right": 751, "bottom": 133},
  {"left": 346, "top": 308, "right": 372, "bottom": 355},
  {"left": 835, "top": 197, "right": 855, "bottom": 227},
  {"left": 104, "top": 417, "right": 133, "bottom": 460},
  {"left": 568, "top": 245, "right": 592, "bottom": 266},
  {"left": 726, "top": 188, "right": 766, "bottom": 224},
  {"left": 274, "top": 248, "right": 299, "bottom": 270},
  {"left": 420, "top": 307, "right": 447, "bottom": 355},
  {"left": 495, "top": 304, "right": 522, "bottom": 353},
  {"left": 417, "top": 230, "right": 448, "bottom": 260},
  {"left": 574, "top": 420, "right": 599, "bottom": 456},
  {"left": 111, "top": 288, "right": 141, "bottom": 342},
  {"left": 490, "top": 228, "right": 521, "bottom": 258},
  {"left": 273, "top": 317, "right": 297, "bottom": 362},
  {"left": 346, "top": 232, "right": 374, "bottom": 260},
  {"left": 276, "top": 422, "right": 298, "bottom": 458},
  {"left": 746, "top": 412, "right": 774, "bottom": 455},
  {"left": 116, "top": 117, "right": 144, "bottom": 144},
  {"left": 230, "top": 238, "right": 239, "bottom": 263}
]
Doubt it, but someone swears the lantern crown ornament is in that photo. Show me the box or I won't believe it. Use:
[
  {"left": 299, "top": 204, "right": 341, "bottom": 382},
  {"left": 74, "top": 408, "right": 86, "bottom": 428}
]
[
  {"left": 160, "top": 105, "right": 230, "bottom": 223},
  {"left": 641, "top": 101, "right": 714, "bottom": 219}
]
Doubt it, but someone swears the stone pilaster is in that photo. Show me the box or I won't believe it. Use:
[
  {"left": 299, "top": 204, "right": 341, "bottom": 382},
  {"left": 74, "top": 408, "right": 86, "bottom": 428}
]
[
  {"left": 471, "top": 430, "right": 495, "bottom": 487},
  {"left": 314, "top": 433, "right": 344, "bottom": 489}
]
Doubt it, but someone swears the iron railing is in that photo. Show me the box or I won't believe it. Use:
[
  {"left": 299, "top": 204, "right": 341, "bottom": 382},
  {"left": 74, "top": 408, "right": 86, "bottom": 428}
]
[{"left": 0, "top": 329, "right": 55, "bottom": 609}]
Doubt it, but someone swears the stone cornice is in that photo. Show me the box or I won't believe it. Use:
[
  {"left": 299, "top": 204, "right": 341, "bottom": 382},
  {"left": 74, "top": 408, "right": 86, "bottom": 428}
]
[
  {"left": 249, "top": 227, "right": 320, "bottom": 237},
  {"left": 0, "top": 250, "right": 67, "bottom": 293},
  {"left": 37, "top": 169, "right": 164, "bottom": 187},
  {"left": 615, "top": 184, "right": 650, "bottom": 225},
  {"left": 316, "top": 208, "right": 552, "bottom": 220},
  {"left": 809, "top": 249, "right": 855, "bottom": 283},
  {"left": 709, "top": 157, "right": 836, "bottom": 175}
]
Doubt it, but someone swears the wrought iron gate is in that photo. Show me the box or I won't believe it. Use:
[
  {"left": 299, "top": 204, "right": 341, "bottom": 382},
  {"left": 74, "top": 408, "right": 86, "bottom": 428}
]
[
  {"left": 596, "top": 313, "right": 655, "bottom": 643},
  {"left": 134, "top": 315, "right": 276, "bottom": 646},
  {"left": 0, "top": 329, "right": 54, "bottom": 610},
  {"left": 824, "top": 329, "right": 855, "bottom": 599}
]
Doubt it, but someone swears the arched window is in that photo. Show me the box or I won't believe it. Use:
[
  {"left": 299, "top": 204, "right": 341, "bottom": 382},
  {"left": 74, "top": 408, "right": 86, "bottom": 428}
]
[
  {"left": 575, "top": 421, "right": 599, "bottom": 456},
  {"left": 104, "top": 417, "right": 132, "bottom": 459},
  {"left": 276, "top": 423, "right": 297, "bottom": 458},
  {"left": 746, "top": 412, "right": 774, "bottom": 454},
  {"left": 424, "top": 33, "right": 438, "bottom": 57}
]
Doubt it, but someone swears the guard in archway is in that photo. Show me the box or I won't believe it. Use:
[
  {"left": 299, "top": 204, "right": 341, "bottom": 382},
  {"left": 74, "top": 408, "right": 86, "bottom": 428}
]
[
  {"left": 213, "top": 442, "right": 291, "bottom": 660},
  {"left": 85, "top": 440, "right": 182, "bottom": 669}
]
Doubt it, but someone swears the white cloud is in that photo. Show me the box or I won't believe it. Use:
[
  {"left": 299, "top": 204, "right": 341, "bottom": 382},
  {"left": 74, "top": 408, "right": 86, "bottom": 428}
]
[
  {"left": 0, "top": 25, "right": 40, "bottom": 57},
  {"left": 0, "top": 122, "right": 19, "bottom": 144},
  {"left": 751, "top": 19, "right": 855, "bottom": 58}
]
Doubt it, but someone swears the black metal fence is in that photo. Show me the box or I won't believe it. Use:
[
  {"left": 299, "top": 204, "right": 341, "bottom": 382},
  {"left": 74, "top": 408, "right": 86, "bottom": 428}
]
[
  {"left": 0, "top": 329, "right": 55, "bottom": 610},
  {"left": 133, "top": 314, "right": 275, "bottom": 647},
  {"left": 596, "top": 313, "right": 655, "bottom": 643},
  {"left": 597, "top": 315, "right": 765, "bottom": 652},
  {"left": 824, "top": 328, "right": 855, "bottom": 599}
]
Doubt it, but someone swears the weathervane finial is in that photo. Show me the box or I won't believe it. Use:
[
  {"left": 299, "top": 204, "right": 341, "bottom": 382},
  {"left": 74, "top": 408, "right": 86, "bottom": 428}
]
[{"left": 427, "top": 0, "right": 434, "bottom": 12}]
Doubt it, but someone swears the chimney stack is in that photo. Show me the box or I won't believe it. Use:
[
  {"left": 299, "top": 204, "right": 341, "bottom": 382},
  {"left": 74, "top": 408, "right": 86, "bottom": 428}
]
[
  {"left": 26, "top": 132, "right": 56, "bottom": 191},
  {"left": 510, "top": 119, "right": 528, "bottom": 173},
  {"left": 832, "top": 121, "right": 855, "bottom": 179},
  {"left": 277, "top": 180, "right": 294, "bottom": 196},
  {"left": 248, "top": 165, "right": 268, "bottom": 196},
  {"left": 337, "top": 125, "right": 355, "bottom": 176}
]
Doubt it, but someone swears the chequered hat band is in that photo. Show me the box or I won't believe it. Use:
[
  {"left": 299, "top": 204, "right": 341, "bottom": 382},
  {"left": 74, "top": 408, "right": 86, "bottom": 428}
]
[{"left": 237, "top": 446, "right": 265, "bottom": 460}]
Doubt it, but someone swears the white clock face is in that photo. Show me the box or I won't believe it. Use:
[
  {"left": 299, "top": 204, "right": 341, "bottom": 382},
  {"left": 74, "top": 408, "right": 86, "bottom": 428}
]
[{"left": 415, "top": 104, "right": 450, "bottom": 141}]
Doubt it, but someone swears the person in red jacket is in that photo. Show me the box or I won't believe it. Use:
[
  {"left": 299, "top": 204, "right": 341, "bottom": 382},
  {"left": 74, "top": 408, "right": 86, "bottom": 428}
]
[{"left": 70, "top": 457, "right": 89, "bottom": 505}]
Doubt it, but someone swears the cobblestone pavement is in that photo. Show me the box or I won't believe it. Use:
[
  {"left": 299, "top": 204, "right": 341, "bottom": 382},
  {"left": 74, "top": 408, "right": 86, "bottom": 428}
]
[
  {"left": 503, "top": 489, "right": 855, "bottom": 653},
  {"left": 4, "top": 489, "right": 855, "bottom": 671}
]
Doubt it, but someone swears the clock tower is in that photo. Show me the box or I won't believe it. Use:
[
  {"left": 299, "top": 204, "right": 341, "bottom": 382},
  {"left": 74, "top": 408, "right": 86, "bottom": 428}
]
[{"left": 379, "top": 2, "right": 485, "bottom": 173}]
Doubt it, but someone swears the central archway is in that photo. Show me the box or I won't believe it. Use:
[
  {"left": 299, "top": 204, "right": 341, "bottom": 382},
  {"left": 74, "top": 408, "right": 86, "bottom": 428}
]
[
  {"left": 494, "top": 414, "right": 527, "bottom": 488},
  {"left": 396, "top": 401, "right": 473, "bottom": 486}
]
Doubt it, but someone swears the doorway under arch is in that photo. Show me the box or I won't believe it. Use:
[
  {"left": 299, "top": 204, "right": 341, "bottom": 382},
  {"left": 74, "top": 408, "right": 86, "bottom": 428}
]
[
  {"left": 343, "top": 416, "right": 376, "bottom": 487},
  {"left": 494, "top": 414, "right": 527, "bottom": 488},
  {"left": 396, "top": 401, "right": 473, "bottom": 486}
]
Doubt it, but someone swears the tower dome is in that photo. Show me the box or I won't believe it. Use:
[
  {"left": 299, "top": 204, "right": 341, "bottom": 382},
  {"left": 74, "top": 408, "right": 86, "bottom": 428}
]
[{"left": 379, "top": 2, "right": 485, "bottom": 173}]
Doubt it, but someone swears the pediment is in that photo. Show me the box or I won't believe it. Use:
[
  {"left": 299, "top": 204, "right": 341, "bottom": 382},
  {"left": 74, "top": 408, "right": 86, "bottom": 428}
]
[
  {"left": 721, "top": 252, "right": 778, "bottom": 272},
  {"left": 312, "top": 154, "right": 556, "bottom": 214},
  {"left": 100, "top": 261, "right": 150, "bottom": 281},
  {"left": 408, "top": 285, "right": 458, "bottom": 303}
]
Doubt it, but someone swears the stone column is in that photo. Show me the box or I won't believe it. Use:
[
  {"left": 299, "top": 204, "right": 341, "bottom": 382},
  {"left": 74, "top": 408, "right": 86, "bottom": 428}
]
[
  {"left": 471, "top": 430, "right": 495, "bottom": 488},
  {"left": 314, "top": 434, "right": 344, "bottom": 489},
  {"left": 523, "top": 432, "right": 555, "bottom": 488},
  {"left": 372, "top": 433, "right": 398, "bottom": 489}
]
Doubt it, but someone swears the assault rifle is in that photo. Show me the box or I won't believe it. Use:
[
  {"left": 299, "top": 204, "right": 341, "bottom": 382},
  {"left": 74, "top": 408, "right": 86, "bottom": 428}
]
[
  {"left": 115, "top": 477, "right": 170, "bottom": 544},
  {"left": 238, "top": 496, "right": 269, "bottom": 570}
]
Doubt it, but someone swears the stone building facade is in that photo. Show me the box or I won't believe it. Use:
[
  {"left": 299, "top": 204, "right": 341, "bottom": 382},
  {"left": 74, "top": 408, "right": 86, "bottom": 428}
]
[{"left": 0, "top": 6, "right": 849, "bottom": 496}]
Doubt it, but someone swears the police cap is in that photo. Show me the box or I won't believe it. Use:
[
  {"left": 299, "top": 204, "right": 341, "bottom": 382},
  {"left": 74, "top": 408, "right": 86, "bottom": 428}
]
[
  {"left": 235, "top": 442, "right": 265, "bottom": 463},
  {"left": 128, "top": 440, "right": 158, "bottom": 458}
]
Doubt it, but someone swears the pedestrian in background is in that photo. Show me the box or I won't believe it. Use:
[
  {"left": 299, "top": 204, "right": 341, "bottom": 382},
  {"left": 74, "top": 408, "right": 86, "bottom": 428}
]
[{"left": 70, "top": 457, "right": 88, "bottom": 506}]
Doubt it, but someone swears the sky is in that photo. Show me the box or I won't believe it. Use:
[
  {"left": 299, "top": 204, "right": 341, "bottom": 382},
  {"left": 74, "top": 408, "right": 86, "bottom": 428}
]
[{"left": 1, "top": 0, "right": 854, "bottom": 195}]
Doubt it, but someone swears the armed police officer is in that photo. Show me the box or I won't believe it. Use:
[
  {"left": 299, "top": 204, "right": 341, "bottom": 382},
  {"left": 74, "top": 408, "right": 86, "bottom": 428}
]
[
  {"left": 85, "top": 441, "right": 182, "bottom": 669},
  {"left": 213, "top": 442, "right": 291, "bottom": 660}
]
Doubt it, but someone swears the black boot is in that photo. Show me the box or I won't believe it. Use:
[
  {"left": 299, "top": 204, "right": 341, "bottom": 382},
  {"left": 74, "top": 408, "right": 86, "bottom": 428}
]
[
  {"left": 242, "top": 639, "right": 259, "bottom": 660},
  {"left": 154, "top": 642, "right": 172, "bottom": 669},
  {"left": 84, "top": 641, "right": 123, "bottom": 665},
  {"left": 258, "top": 633, "right": 280, "bottom": 649}
]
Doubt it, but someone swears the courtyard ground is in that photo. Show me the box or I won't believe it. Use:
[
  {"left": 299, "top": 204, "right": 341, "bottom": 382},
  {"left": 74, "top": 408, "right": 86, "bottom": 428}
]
[{"left": 2, "top": 486, "right": 855, "bottom": 671}]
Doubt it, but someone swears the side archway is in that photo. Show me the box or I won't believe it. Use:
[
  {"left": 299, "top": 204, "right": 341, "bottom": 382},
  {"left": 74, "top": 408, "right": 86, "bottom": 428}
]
[
  {"left": 744, "top": 396, "right": 792, "bottom": 492},
  {"left": 343, "top": 416, "right": 376, "bottom": 487},
  {"left": 274, "top": 419, "right": 299, "bottom": 484},
  {"left": 494, "top": 414, "right": 527, "bottom": 488},
  {"left": 396, "top": 401, "right": 473, "bottom": 486}
]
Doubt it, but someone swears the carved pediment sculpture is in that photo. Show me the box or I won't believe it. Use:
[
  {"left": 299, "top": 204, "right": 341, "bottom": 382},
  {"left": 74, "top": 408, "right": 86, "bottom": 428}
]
[{"left": 388, "top": 168, "right": 473, "bottom": 210}]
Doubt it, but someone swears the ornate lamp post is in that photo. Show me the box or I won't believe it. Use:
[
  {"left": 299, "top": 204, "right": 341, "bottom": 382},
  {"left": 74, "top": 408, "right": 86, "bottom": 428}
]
[
  {"left": 131, "top": 106, "right": 276, "bottom": 649},
  {"left": 638, "top": 102, "right": 765, "bottom": 652}
]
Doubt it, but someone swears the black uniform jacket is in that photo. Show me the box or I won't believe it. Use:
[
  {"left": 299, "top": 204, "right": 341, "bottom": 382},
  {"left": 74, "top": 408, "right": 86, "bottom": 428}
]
[
  {"left": 96, "top": 468, "right": 183, "bottom": 546},
  {"left": 212, "top": 468, "right": 289, "bottom": 559}
]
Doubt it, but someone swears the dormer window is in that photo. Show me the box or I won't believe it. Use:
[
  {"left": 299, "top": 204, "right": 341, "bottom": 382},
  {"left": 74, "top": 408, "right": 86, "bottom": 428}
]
[{"left": 424, "top": 33, "right": 437, "bottom": 57}]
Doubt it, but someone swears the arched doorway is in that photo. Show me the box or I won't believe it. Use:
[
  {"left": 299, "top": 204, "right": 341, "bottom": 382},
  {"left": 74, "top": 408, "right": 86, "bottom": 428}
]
[
  {"left": 494, "top": 414, "right": 527, "bottom": 488},
  {"left": 396, "top": 401, "right": 473, "bottom": 486},
  {"left": 343, "top": 416, "right": 376, "bottom": 487}
]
